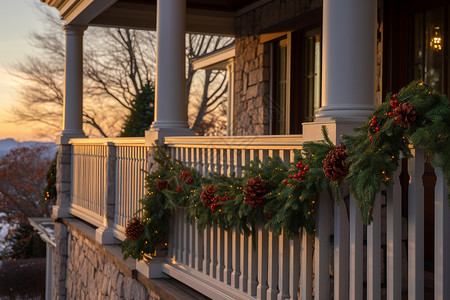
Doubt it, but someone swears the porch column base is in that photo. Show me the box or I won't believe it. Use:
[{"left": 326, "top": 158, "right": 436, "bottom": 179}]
[
  {"left": 145, "top": 126, "right": 194, "bottom": 145},
  {"left": 95, "top": 226, "right": 116, "bottom": 245},
  {"left": 57, "top": 132, "right": 87, "bottom": 145},
  {"left": 302, "top": 119, "right": 367, "bottom": 144},
  {"left": 136, "top": 258, "right": 168, "bottom": 278},
  {"left": 314, "top": 105, "right": 375, "bottom": 125}
]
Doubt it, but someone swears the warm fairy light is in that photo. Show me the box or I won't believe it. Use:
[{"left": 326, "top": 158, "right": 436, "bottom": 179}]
[
  {"left": 382, "top": 171, "right": 386, "bottom": 174},
  {"left": 430, "top": 26, "right": 442, "bottom": 51}
]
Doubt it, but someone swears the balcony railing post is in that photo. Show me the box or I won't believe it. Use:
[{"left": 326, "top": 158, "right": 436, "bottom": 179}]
[
  {"left": 53, "top": 144, "right": 72, "bottom": 218},
  {"left": 95, "top": 142, "right": 116, "bottom": 244}
]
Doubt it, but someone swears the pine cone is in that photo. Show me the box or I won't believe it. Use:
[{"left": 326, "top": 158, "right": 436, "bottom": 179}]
[
  {"left": 323, "top": 145, "right": 349, "bottom": 181},
  {"left": 201, "top": 185, "right": 216, "bottom": 207},
  {"left": 155, "top": 179, "right": 170, "bottom": 192},
  {"left": 244, "top": 177, "right": 268, "bottom": 208},
  {"left": 125, "top": 217, "right": 144, "bottom": 241},
  {"left": 393, "top": 101, "right": 416, "bottom": 128}
]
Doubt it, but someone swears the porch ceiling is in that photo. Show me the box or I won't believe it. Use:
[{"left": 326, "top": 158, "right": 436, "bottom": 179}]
[{"left": 90, "top": 0, "right": 259, "bottom": 35}]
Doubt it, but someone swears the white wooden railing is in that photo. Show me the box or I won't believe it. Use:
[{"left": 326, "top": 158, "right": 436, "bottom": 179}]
[
  {"left": 69, "top": 138, "right": 149, "bottom": 240},
  {"left": 67, "top": 136, "right": 450, "bottom": 299},
  {"left": 163, "top": 135, "right": 303, "bottom": 300}
]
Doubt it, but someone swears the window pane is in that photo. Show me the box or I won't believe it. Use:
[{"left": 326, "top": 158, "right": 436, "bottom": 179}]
[
  {"left": 272, "top": 39, "right": 288, "bottom": 135},
  {"left": 303, "top": 32, "right": 321, "bottom": 122},
  {"left": 425, "top": 8, "right": 444, "bottom": 93},
  {"left": 409, "top": 12, "right": 424, "bottom": 82}
]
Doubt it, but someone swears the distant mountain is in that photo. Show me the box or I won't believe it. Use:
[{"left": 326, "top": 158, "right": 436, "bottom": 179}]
[{"left": 0, "top": 139, "right": 58, "bottom": 158}]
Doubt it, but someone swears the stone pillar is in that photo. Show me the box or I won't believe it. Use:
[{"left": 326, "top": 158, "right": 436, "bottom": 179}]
[
  {"left": 54, "top": 25, "right": 87, "bottom": 219},
  {"left": 315, "top": 0, "right": 377, "bottom": 122},
  {"left": 53, "top": 144, "right": 72, "bottom": 218},
  {"left": 95, "top": 142, "right": 116, "bottom": 244},
  {"left": 59, "top": 25, "right": 87, "bottom": 144},
  {"left": 52, "top": 222, "right": 68, "bottom": 300},
  {"left": 146, "top": 0, "right": 193, "bottom": 144}
]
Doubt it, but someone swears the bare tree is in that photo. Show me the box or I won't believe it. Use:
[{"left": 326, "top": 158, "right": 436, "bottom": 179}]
[
  {"left": 186, "top": 35, "right": 233, "bottom": 135},
  {"left": 9, "top": 5, "right": 233, "bottom": 138}
]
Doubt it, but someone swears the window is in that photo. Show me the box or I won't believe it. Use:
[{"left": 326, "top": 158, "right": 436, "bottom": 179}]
[
  {"left": 267, "top": 28, "right": 322, "bottom": 135},
  {"left": 409, "top": 5, "right": 447, "bottom": 94},
  {"left": 271, "top": 37, "right": 289, "bottom": 135}
]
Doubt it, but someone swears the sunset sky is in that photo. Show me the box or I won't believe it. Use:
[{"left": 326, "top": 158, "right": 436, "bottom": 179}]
[{"left": 0, "top": 0, "right": 54, "bottom": 142}]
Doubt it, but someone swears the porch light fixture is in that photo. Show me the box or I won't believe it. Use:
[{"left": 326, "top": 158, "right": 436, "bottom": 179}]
[{"left": 430, "top": 26, "right": 442, "bottom": 51}]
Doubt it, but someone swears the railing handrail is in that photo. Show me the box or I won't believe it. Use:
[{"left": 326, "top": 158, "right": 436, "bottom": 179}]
[
  {"left": 165, "top": 134, "right": 303, "bottom": 149},
  {"left": 69, "top": 137, "right": 146, "bottom": 146}
]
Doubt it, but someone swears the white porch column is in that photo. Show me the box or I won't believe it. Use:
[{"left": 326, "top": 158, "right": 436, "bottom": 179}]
[
  {"left": 59, "top": 25, "right": 87, "bottom": 144},
  {"left": 147, "top": 0, "right": 193, "bottom": 143},
  {"left": 54, "top": 25, "right": 87, "bottom": 219},
  {"left": 315, "top": 0, "right": 377, "bottom": 122}
]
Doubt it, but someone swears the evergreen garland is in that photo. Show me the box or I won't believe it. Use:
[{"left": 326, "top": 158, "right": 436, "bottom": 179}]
[
  {"left": 345, "top": 80, "right": 450, "bottom": 224},
  {"left": 121, "top": 146, "right": 322, "bottom": 260},
  {"left": 122, "top": 81, "right": 450, "bottom": 259}
]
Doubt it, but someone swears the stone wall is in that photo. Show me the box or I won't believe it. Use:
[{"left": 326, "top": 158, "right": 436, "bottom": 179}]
[
  {"left": 232, "top": 0, "right": 322, "bottom": 135},
  {"left": 65, "top": 225, "right": 158, "bottom": 300}
]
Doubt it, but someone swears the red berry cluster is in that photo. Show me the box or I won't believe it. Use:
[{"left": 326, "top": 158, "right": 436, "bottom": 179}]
[
  {"left": 210, "top": 191, "right": 235, "bottom": 212},
  {"left": 369, "top": 115, "right": 380, "bottom": 141},
  {"left": 283, "top": 161, "right": 309, "bottom": 185},
  {"left": 389, "top": 94, "right": 399, "bottom": 109},
  {"left": 369, "top": 94, "right": 399, "bottom": 141},
  {"left": 179, "top": 169, "right": 193, "bottom": 185}
]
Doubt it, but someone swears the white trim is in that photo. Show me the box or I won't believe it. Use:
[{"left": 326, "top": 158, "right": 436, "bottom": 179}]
[
  {"left": 164, "top": 135, "right": 303, "bottom": 149},
  {"left": 162, "top": 262, "right": 256, "bottom": 300},
  {"left": 59, "top": 0, "right": 118, "bottom": 25},
  {"left": 69, "top": 137, "right": 146, "bottom": 146},
  {"left": 193, "top": 46, "right": 235, "bottom": 71},
  {"left": 69, "top": 204, "right": 104, "bottom": 228}
]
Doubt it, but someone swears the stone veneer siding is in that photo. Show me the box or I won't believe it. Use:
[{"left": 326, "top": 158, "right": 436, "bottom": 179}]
[
  {"left": 52, "top": 219, "right": 207, "bottom": 300},
  {"left": 233, "top": 0, "right": 322, "bottom": 135},
  {"left": 232, "top": 0, "right": 384, "bottom": 135}
]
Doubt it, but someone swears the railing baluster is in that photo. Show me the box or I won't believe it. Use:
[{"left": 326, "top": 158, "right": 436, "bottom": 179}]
[
  {"left": 236, "top": 149, "right": 243, "bottom": 177},
  {"left": 195, "top": 221, "right": 204, "bottom": 271},
  {"left": 221, "top": 148, "right": 227, "bottom": 175},
  {"left": 257, "top": 225, "right": 269, "bottom": 299},
  {"left": 267, "top": 231, "right": 279, "bottom": 300},
  {"left": 248, "top": 232, "right": 258, "bottom": 296},
  {"left": 408, "top": 148, "right": 425, "bottom": 299},
  {"left": 231, "top": 228, "right": 241, "bottom": 289},
  {"left": 239, "top": 232, "right": 249, "bottom": 293},
  {"left": 223, "top": 229, "right": 232, "bottom": 284},
  {"left": 349, "top": 195, "right": 363, "bottom": 300},
  {"left": 278, "top": 232, "right": 290, "bottom": 300},
  {"left": 203, "top": 226, "right": 211, "bottom": 276},
  {"left": 216, "top": 227, "right": 225, "bottom": 281},
  {"left": 314, "top": 192, "right": 331, "bottom": 300},
  {"left": 190, "top": 222, "right": 196, "bottom": 267},
  {"left": 386, "top": 162, "right": 402, "bottom": 300},
  {"left": 289, "top": 236, "right": 300, "bottom": 300},
  {"left": 300, "top": 229, "right": 312, "bottom": 300},
  {"left": 334, "top": 200, "right": 349, "bottom": 300},
  {"left": 367, "top": 193, "right": 381, "bottom": 300},
  {"left": 202, "top": 147, "right": 208, "bottom": 176},
  {"left": 435, "top": 167, "right": 450, "bottom": 300},
  {"left": 177, "top": 208, "right": 183, "bottom": 262},
  {"left": 211, "top": 225, "right": 218, "bottom": 278},
  {"left": 227, "top": 149, "right": 234, "bottom": 176}
]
